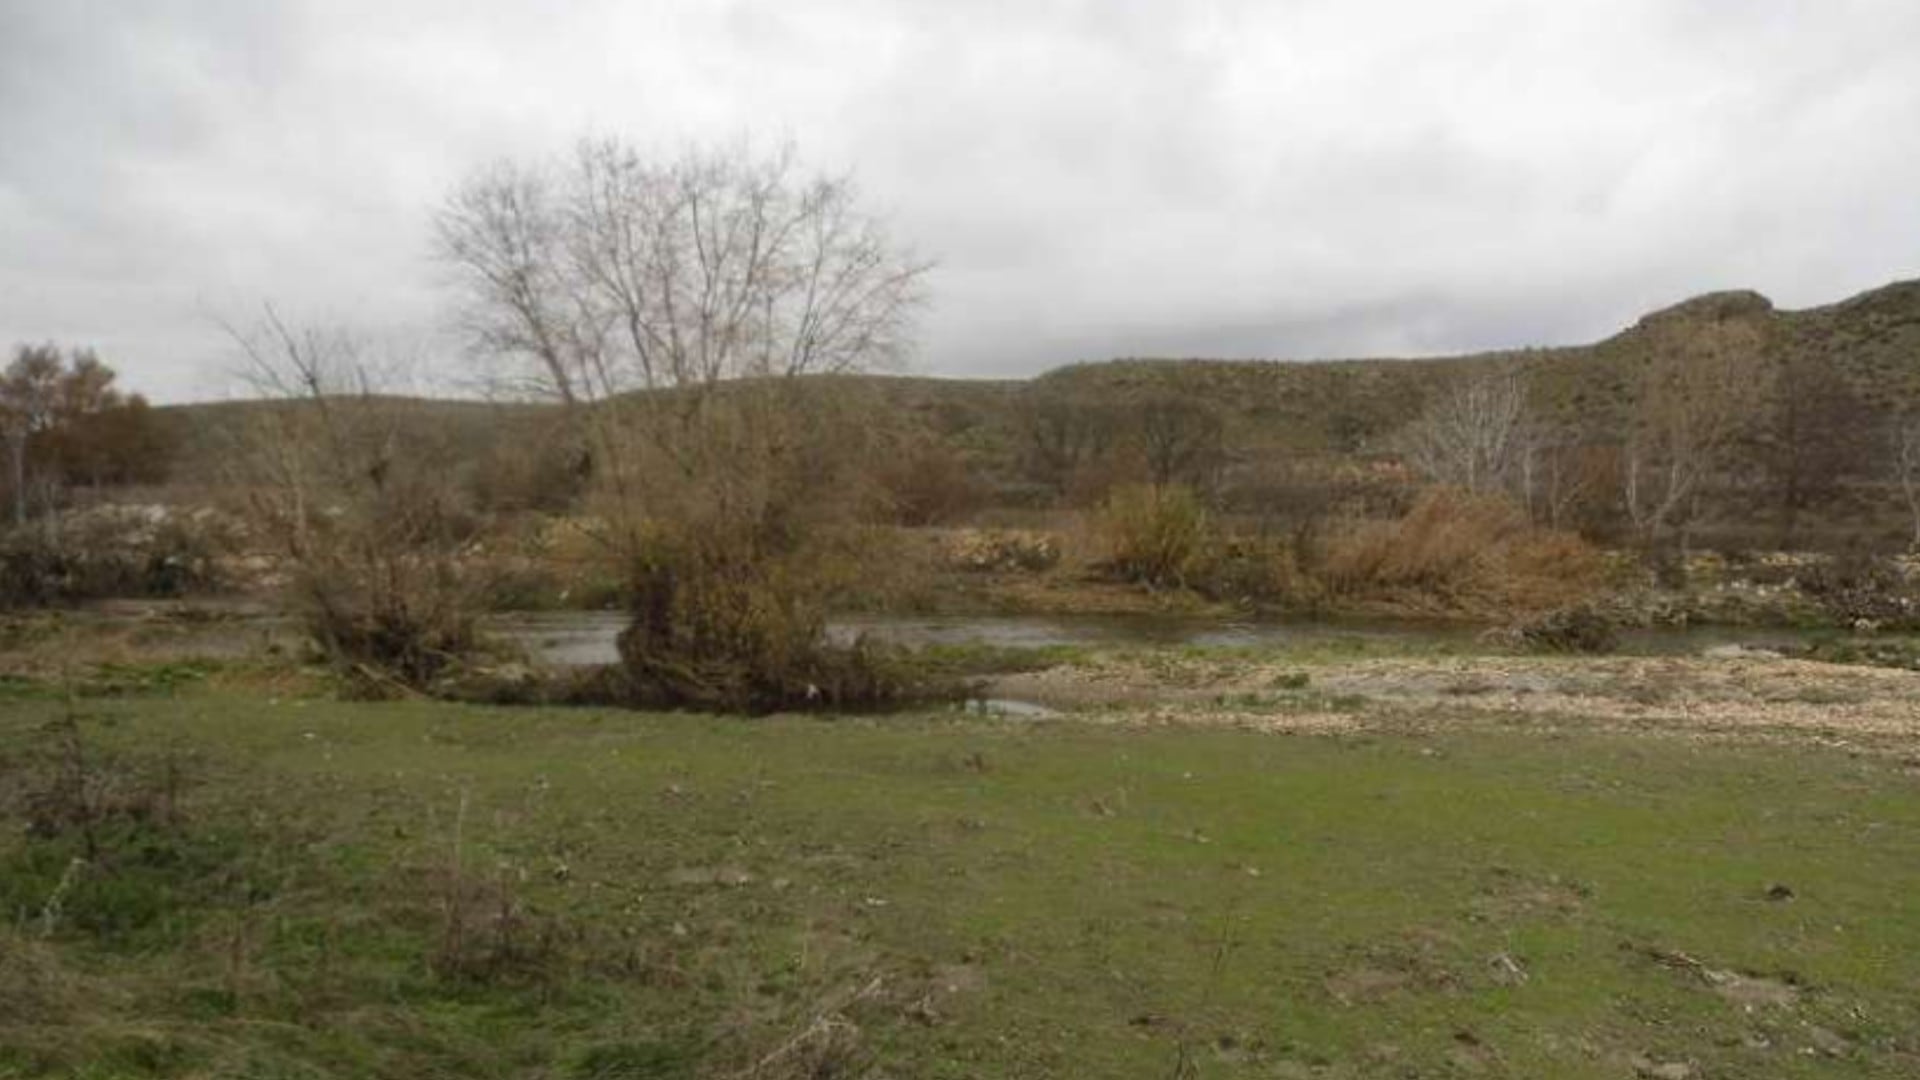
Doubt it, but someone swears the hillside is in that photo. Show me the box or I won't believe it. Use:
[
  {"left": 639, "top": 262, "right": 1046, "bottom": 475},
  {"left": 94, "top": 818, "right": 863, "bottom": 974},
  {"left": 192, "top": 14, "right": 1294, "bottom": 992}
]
[
  {"left": 1020, "top": 279, "right": 1920, "bottom": 456},
  {"left": 156, "top": 278, "right": 1920, "bottom": 506}
]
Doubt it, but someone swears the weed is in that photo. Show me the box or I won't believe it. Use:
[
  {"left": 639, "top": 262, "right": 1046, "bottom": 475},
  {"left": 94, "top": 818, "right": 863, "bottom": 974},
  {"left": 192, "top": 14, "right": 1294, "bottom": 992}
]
[
  {"left": 1094, "top": 484, "right": 1215, "bottom": 590},
  {"left": 571, "top": 1039, "right": 701, "bottom": 1079},
  {"left": 426, "top": 792, "right": 570, "bottom": 986},
  {"left": 0, "top": 703, "right": 257, "bottom": 954},
  {"left": 1801, "top": 635, "right": 1920, "bottom": 671},
  {"left": 1314, "top": 488, "right": 1605, "bottom": 614},
  {"left": 908, "top": 642, "right": 1085, "bottom": 677},
  {"left": 613, "top": 550, "right": 922, "bottom": 713},
  {"left": 1507, "top": 606, "right": 1619, "bottom": 654},
  {"left": 0, "top": 508, "right": 232, "bottom": 608},
  {"left": 1798, "top": 552, "right": 1920, "bottom": 629}
]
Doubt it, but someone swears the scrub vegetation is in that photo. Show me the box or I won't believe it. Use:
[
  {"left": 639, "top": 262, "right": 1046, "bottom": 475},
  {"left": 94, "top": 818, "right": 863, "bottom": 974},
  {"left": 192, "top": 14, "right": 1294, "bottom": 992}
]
[{"left": 6, "top": 137, "right": 1920, "bottom": 1078}]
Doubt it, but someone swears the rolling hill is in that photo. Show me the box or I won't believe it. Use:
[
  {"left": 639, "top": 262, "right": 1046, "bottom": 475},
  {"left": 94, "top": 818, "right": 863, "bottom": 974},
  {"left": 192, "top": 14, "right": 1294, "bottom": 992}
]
[{"left": 156, "top": 277, "right": 1920, "bottom": 515}]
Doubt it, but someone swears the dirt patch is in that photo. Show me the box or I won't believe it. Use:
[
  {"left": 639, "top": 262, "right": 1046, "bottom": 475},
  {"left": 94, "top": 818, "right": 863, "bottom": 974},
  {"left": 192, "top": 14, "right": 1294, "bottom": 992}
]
[
  {"left": 928, "top": 962, "right": 986, "bottom": 995},
  {"left": 989, "top": 651, "right": 1920, "bottom": 748},
  {"left": 1634, "top": 944, "right": 1801, "bottom": 1009},
  {"left": 1630, "top": 1055, "right": 1696, "bottom": 1080},
  {"left": 1711, "top": 971, "right": 1799, "bottom": 1009},
  {"left": 1325, "top": 966, "right": 1413, "bottom": 1005},
  {"left": 1470, "top": 868, "right": 1588, "bottom": 922},
  {"left": 1325, "top": 935, "right": 1464, "bottom": 1005},
  {"left": 902, "top": 962, "right": 989, "bottom": 1026}
]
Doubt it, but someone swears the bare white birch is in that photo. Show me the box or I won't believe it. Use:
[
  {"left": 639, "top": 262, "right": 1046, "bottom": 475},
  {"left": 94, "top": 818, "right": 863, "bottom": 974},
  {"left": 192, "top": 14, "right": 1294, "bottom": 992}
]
[
  {"left": 1896, "top": 416, "right": 1920, "bottom": 551},
  {"left": 437, "top": 139, "right": 929, "bottom": 408},
  {"left": 1401, "top": 367, "right": 1530, "bottom": 497},
  {"left": 1621, "top": 319, "right": 1769, "bottom": 553}
]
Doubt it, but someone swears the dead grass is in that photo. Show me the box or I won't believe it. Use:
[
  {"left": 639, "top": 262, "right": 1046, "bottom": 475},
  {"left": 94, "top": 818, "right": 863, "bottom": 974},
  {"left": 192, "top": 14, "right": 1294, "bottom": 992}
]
[
  {"left": 1093, "top": 483, "right": 1215, "bottom": 589},
  {"left": 1313, "top": 488, "right": 1607, "bottom": 615}
]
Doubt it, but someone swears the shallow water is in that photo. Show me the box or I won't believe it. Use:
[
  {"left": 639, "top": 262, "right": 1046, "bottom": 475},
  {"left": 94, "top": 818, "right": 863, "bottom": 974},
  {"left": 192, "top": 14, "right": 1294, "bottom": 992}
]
[{"left": 490, "top": 610, "right": 1827, "bottom": 668}]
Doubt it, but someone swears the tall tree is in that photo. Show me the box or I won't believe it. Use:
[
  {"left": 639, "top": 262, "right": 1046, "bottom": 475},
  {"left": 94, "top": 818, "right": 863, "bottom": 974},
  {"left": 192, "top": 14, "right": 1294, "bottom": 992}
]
[
  {"left": 0, "top": 346, "right": 61, "bottom": 524},
  {"left": 437, "top": 138, "right": 933, "bottom": 709},
  {"left": 1401, "top": 368, "right": 1531, "bottom": 497},
  {"left": 1016, "top": 387, "right": 1120, "bottom": 499},
  {"left": 1136, "top": 395, "right": 1225, "bottom": 490},
  {"left": 1895, "top": 415, "right": 1920, "bottom": 551},
  {"left": 1621, "top": 318, "right": 1771, "bottom": 555},
  {"left": 438, "top": 139, "right": 928, "bottom": 408},
  {"left": 1754, "top": 354, "right": 1876, "bottom": 546},
  {"left": 0, "top": 344, "right": 163, "bottom": 524}
]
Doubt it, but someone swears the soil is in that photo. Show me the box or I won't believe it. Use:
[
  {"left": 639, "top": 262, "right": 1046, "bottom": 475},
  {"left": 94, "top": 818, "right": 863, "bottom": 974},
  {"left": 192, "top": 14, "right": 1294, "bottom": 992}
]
[{"left": 988, "top": 652, "right": 1920, "bottom": 749}]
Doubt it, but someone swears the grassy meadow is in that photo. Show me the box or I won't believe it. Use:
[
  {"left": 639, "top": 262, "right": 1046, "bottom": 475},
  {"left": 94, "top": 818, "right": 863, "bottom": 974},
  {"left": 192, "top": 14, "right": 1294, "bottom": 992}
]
[
  {"left": 8, "top": 61, "right": 1920, "bottom": 1080},
  {"left": 5, "top": 664, "right": 1919, "bottom": 1078}
]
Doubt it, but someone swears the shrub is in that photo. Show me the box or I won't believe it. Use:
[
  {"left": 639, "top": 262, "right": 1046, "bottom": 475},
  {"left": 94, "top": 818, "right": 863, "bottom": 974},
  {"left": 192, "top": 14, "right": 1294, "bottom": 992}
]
[
  {"left": 1200, "top": 532, "right": 1307, "bottom": 605},
  {"left": 563, "top": 387, "right": 941, "bottom": 714},
  {"left": 1797, "top": 551, "right": 1920, "bottom": 629},
  {"left": 612, "top": 542, "right": 916, "bottom": 714},
  {"left": 0, "top": 506, "right": 232, "bottom": 608},
  {"left": 1094, "top": 484, "right": 1214, "bottom": 589},
  {"left": 877, "top": 440, "right": 984, "bottom": 526},
  {"left": 288, "top": 477, "right": 490, "bottom": 690},
  {"left": 0, "top": 710, "right": 239, "bottom": 949},
  {"left": 1313, "top": 488, "right": 1604, "bottom": 614},
  {"left": 468, "top": 429, "right": 589, "bottom": 515},
  {"left": 1508, "top": 606, "right": 1619, "bottom": 654},
  {"left": 944, "top": 529, "right": 1061, "bottom": 573},
  {"left": 225, "top": 319, "right": 497, "bottom": 691},
  {"left": 304, "top": 585, "right": 482, "bottom": 692}
]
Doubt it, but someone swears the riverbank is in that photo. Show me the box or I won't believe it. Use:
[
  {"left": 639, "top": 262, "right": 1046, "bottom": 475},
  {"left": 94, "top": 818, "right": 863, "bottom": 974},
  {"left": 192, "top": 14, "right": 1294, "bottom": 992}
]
[
  {"left": 6, "top": 596, "right": 1918, "bottom": 695},
  {"left": 8, "top": 599, "right": 1920, "bottom": 1076},
  {"left": 983, "top": 647, "right": 1920, "bottom": 753}
]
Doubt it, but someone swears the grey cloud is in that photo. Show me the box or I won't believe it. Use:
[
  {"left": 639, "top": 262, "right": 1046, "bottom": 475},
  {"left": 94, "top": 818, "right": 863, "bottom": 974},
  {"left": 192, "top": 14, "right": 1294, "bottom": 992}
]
[{"left": 2, "top": 0, "right": 1917, "bottom": 400}]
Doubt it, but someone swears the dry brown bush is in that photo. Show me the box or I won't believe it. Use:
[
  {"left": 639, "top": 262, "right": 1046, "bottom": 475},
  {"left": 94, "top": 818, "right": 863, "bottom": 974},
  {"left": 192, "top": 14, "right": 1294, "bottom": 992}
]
[
  {"left": 467, "top": 420, "right": 589, "bottom": 516},
  {"left": 578, "top": 388, "right": 919, "bottom": 712},
  {"left": 876, "top": 437, "right": 983, "bottom": 527},
  {"left": 943, "top": 529, "right": 1061, "bottom": 573},
  {"left": 439, "top": 139, "right": 933, "bottom": 711},
  {"left": 1313, "top": 487, "right": 1605, "bottom": 614},
  {"left": 0, "top": 505, "right": 233, "bottom": 608},
  {"left": 228, "top": 315, "right": 492, "bottom": 689},
  {"left": 1093, "top": 484, "right": 1215, "bottom": 589}
]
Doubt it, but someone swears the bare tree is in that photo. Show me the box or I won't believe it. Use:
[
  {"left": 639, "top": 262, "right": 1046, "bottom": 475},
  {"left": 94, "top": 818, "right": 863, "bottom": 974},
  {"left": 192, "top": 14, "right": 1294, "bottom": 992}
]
[
  {"left": 439, "top": 141, "right": 929, "bottom": 537},
  {"left": 1622, "top": 319, "right": 1770, "bottom": 554},
  {"left": 0, "top": 345, "right": 161, "bottom": 525},
  {"left": 437, "top": 139, "right": 933, "bottom": 709},
  {"left": 1896, "top": 415, "right": 1920, "bottom": 551},
  {"left": 436, "top": 160, "right": 581, "bottom": 405},
  {"left": 1017, "top": 389, "right": 1119, "bottom": 499},
  {"left": 438, "top": 139, "right": 928, "bottom": 409},
  {"left": 1136, "top": 395, "right": 1225, "bottom": 490},
  {"left": 224, "top": 310, "right": 483, "bottom": 687},
  {"left": 1755, "top": 353, "right": 1876, "bottom": 547},
  {"left": 0, "top": 346, "right": 61, "bottom": 525},
  {"left": 1401, "top": 368, "right": 1530, "bottom": 497},
  {"left": 1527, "top": 440, "right": 1622, "bottom": 536}
]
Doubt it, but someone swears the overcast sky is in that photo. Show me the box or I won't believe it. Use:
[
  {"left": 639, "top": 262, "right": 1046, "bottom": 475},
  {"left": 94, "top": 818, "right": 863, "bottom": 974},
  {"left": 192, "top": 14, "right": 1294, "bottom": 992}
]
[{"left": 3, "top": 0, "right": 1917, "bottom": 401}]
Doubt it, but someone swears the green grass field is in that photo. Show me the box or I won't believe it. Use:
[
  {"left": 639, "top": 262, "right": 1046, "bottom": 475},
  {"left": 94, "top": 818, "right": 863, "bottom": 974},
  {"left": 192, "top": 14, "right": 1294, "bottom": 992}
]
[{"left": 4, "top": 679, "right": 1919, "bottom": 1078}]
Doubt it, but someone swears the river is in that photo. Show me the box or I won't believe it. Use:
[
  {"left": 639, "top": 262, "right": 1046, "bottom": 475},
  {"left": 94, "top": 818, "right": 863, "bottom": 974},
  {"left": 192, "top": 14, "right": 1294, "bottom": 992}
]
[{"left": 490, "top": 610, "right": 1823, "bottom": 667}]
